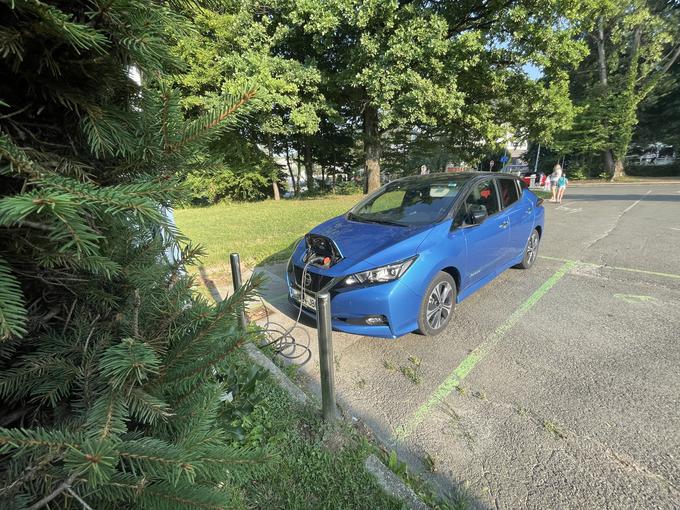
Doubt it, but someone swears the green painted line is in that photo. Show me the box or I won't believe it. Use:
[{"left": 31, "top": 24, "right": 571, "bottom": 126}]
[
  {"left": 393, "top": 260, "right": 576, "bottom": 441},
  {"left": 613, "top": 293, "right": 657, "bottom": 304},
  {"left": 538, "top": 255, "right": 680, "bottom": 280}
]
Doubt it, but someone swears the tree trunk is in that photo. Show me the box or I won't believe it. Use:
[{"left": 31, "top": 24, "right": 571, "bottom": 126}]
[
  {"left": 597, "top": 20, "right": 613, "bottom": 180},
  {"left": 602, "top": 150, "right": 616, "bottom": 175},
  {"left": 304, "top": 141, "right": 314, "bottom": 192},
  {"left": 268, "top": 136, "right": 280, "bottom": 201},
  {"left": 284, "top": 143, "right": 296, "bottom": 196},
  {"left": 596, "top": 17, "right": 608, "bottom": 87},
  {"left": 363, "top": 103, "right": 381, "bottom": 194},
  {"left": 611, "top": 158, "right": 625, "bottom": 180},
  {"left": 295, "top": 142, "right": 302, "bottom": 194}
]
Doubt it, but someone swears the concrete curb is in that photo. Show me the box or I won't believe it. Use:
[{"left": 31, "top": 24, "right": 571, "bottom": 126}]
[
  {"left": 243, "top": 342, "right": 308, "bottom": 405},
  {"left": 364, "top": 454, "right": 429, "bottom": 510},
  {"left": 245, "top": 265, "right": 430, "bottom": 510}
]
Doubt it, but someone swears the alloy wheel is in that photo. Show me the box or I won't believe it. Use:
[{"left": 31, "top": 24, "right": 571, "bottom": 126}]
[
  {"left": 526, "top": 231, "right": 539, "bottom": 266},
  {"left": 426, "top": 281, "right": 453, "bottom": 330}
]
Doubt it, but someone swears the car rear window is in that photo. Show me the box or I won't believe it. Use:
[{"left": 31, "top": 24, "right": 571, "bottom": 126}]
[{"left": 498, "top": 178, "right": 519, "bottom": 208}]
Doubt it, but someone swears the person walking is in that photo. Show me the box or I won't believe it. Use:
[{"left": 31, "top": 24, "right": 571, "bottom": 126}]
[
  {"left": 556, "top": 172, "right": 568, "bottom": 203},
  {"left": 549, "top": 163, "right": 562, "bottom": 202}
]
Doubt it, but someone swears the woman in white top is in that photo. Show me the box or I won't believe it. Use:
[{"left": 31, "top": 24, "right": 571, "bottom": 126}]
[{"left": 549, "top": 164, "right": 562, "bottom": 203}]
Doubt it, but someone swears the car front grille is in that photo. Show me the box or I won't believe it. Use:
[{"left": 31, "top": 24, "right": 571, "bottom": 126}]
[{"left": 290, "top": 265, "right": 334, "bottom": 293}]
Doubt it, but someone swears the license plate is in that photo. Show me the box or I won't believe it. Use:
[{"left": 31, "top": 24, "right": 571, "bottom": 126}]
[{"left": 289, "top": 287, "right": 316, "bottom": 310}]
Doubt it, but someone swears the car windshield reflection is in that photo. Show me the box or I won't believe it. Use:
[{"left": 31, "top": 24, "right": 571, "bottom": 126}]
[{"left": 348, "top": 175, "right": 473, "bottom": 226}]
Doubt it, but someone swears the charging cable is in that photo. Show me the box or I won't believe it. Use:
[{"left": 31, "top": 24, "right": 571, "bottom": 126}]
[{"left": 259, "top": 253, "right": 325, "bottom": 365}]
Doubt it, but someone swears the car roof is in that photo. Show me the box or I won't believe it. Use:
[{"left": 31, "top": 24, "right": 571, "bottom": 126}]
[{"left": 392, "top": 172, "right": 519, "bottom": 184}]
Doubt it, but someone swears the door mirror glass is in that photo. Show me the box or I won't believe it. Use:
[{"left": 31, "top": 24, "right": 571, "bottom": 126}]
[{"left": 468, "top": 204, "right": 488, "bottom": 224}]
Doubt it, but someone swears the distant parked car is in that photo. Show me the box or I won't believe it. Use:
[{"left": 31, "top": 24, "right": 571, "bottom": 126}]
[
  {"left": 633, "top": 143, "right": 675, "bottom": 166},
  {"left": 286, "top": 173, "right": 545, "bottom": 338}
]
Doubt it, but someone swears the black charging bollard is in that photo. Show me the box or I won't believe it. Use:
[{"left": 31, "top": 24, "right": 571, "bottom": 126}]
[
  {"left": 316, "top": 292, "right": 337, "bottom": 421},
  {"left": 229, "top": 253, "right": 248, "bottom": 331}
]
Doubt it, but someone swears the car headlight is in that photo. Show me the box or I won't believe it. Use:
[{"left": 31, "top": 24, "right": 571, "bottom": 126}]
[{"left": 343, "top": 257, "right": 417, "bottom": 286}]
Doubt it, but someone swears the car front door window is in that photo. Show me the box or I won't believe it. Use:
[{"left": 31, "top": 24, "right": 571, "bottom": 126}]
[{"left": 464, "top": 179, "right": 499, "bottom": 221}]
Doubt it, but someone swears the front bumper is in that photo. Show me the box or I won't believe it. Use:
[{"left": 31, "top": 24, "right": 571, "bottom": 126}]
[{"left": 285, "top": 266, "right": 421, "bottom": 338}]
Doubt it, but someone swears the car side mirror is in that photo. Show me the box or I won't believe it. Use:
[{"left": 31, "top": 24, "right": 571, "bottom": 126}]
[{"left": 468, "top": 204, "right": 488, "bottom": 224}]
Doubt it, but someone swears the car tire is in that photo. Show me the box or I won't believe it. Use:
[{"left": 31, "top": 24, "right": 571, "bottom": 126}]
[
  {"left": 417, "top": 271, "right": 456, "bottom": 336},
  {"left": 515, "top": 228, "right": 540, "bottom": 269}
]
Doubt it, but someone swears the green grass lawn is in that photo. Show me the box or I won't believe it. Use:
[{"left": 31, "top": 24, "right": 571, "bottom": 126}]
[
  {"left": 226, "top": 351, "right": 464, "bottom": 509},
  {"left": 229, "top": 364, "right": 403, "bottom": 509},
  {"left": 175, "top": 195, "right": 363, "bottom": 270}
]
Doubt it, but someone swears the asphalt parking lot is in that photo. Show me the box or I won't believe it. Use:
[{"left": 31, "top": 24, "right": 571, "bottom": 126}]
[{"left": 254, "top": 183, "right": 680, "bottom": 509}]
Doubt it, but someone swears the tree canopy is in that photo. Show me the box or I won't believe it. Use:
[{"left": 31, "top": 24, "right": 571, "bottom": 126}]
[
  {"left": 170, "top": 0, "right": 608, "bottom": 195},
  {"left": 554, "top": 0, "right": 680, "bottom": 177}
]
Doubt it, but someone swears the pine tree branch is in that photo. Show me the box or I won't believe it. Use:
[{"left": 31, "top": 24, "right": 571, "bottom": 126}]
[
  {"left": 166, "top": 89, "right": 256, "bottom": 152},
  {"left": 82, "top": 314, "right": 99, "bottom": 354},
  {"left": 13, "top": 220, "right": 56, "bottom": 232},
  {"left": 26, "top": 470, "right": 79, "bottom": 510},
  {"left": 132, "top": 289, "right": 140, "bottom": 339},
  {"left": 0, "top": 428, "right": 80, "bottom": 451},
  {"left": 0, "top": 256, "right": 28, "bottom": 340},
  {"left": 160, "top": 273, "right": 262, "bottom": 376},
  {"left": 166, "top": 334, "right": 247, "bottom": 385},
  {"left": 0, "top": 452, "right": 63, "bottom": 498},
  {"left": 0, "top": 104, "right": 31, "bottom": 120},
  {"left": 66, "top": 488, "right": 94, "bottom": 510},
  {"left": 161, "top": 92, "right": 170, "bottom": 151}
]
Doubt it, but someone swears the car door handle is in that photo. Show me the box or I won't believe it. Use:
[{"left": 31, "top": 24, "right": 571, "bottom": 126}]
[{"left": 499, "top": 221, "right": 509, "bottom": 229}]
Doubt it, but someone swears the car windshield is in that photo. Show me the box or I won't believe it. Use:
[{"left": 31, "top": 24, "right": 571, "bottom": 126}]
[{"left": 348, "top": 175, "right": 471, "bottom": 226}]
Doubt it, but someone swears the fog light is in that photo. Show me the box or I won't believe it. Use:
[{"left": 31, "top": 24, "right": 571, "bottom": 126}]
[
  {"left": 365, "top": 316, "right": 386, "bottom": 325},
  {"left": 342, "top": 315, "right": 388, "bottom": 326}
]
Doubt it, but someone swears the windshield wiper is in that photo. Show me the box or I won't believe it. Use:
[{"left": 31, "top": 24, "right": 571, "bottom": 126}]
[{"left": 348, "top": 213, "right": 406, "bottom": 227}]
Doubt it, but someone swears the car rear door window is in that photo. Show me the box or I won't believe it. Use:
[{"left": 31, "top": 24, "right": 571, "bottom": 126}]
[{"left": 498, "top": 178, "right": 519, "bottom": 208}]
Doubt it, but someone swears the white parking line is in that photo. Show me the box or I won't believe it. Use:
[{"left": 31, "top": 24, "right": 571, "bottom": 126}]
[
  {"left": 622, "top": 189, "right": 652, "bottom": 214},
  {"left": 555, "top": 205, "right": 582, "bottom": 214},
  {"left": 585, "top": 190, "right": 652, "bottom": 248}
]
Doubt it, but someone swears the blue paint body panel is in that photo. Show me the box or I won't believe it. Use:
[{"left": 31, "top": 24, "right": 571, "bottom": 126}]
[{"left": 287, "top": 174, "right": 544, "bottom": 338}]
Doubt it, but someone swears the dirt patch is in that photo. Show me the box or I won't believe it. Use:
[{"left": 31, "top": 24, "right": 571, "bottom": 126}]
[{"left": 321, "top": 427, "right": 356, "bottom": 454}]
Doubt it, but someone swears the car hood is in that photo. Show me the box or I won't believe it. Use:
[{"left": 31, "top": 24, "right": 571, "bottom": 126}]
[{"left": 308, "top": 215, "right": 435, "bottom": 269}]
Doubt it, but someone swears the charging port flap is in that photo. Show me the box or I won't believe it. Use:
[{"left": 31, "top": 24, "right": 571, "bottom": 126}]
[{"left": 304, "top": 234, "right": 343, "bottom": 267}]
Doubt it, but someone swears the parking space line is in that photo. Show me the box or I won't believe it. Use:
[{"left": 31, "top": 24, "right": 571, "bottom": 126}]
[
  {"left": 393, "top": 260, "right": 576, "bottom": 441},
  {"left": 539, "top": 255, "right": 680, "bottom": 280}
]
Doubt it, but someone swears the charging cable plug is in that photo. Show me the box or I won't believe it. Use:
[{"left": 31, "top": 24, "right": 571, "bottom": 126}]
[{"left": 305, "top": 252, "right": 331, "bottom": 267}]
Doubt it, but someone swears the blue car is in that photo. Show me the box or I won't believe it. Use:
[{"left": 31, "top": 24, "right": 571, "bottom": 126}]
[{"left": 286, "top": 172, "right": 544, "bottom": 338}]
